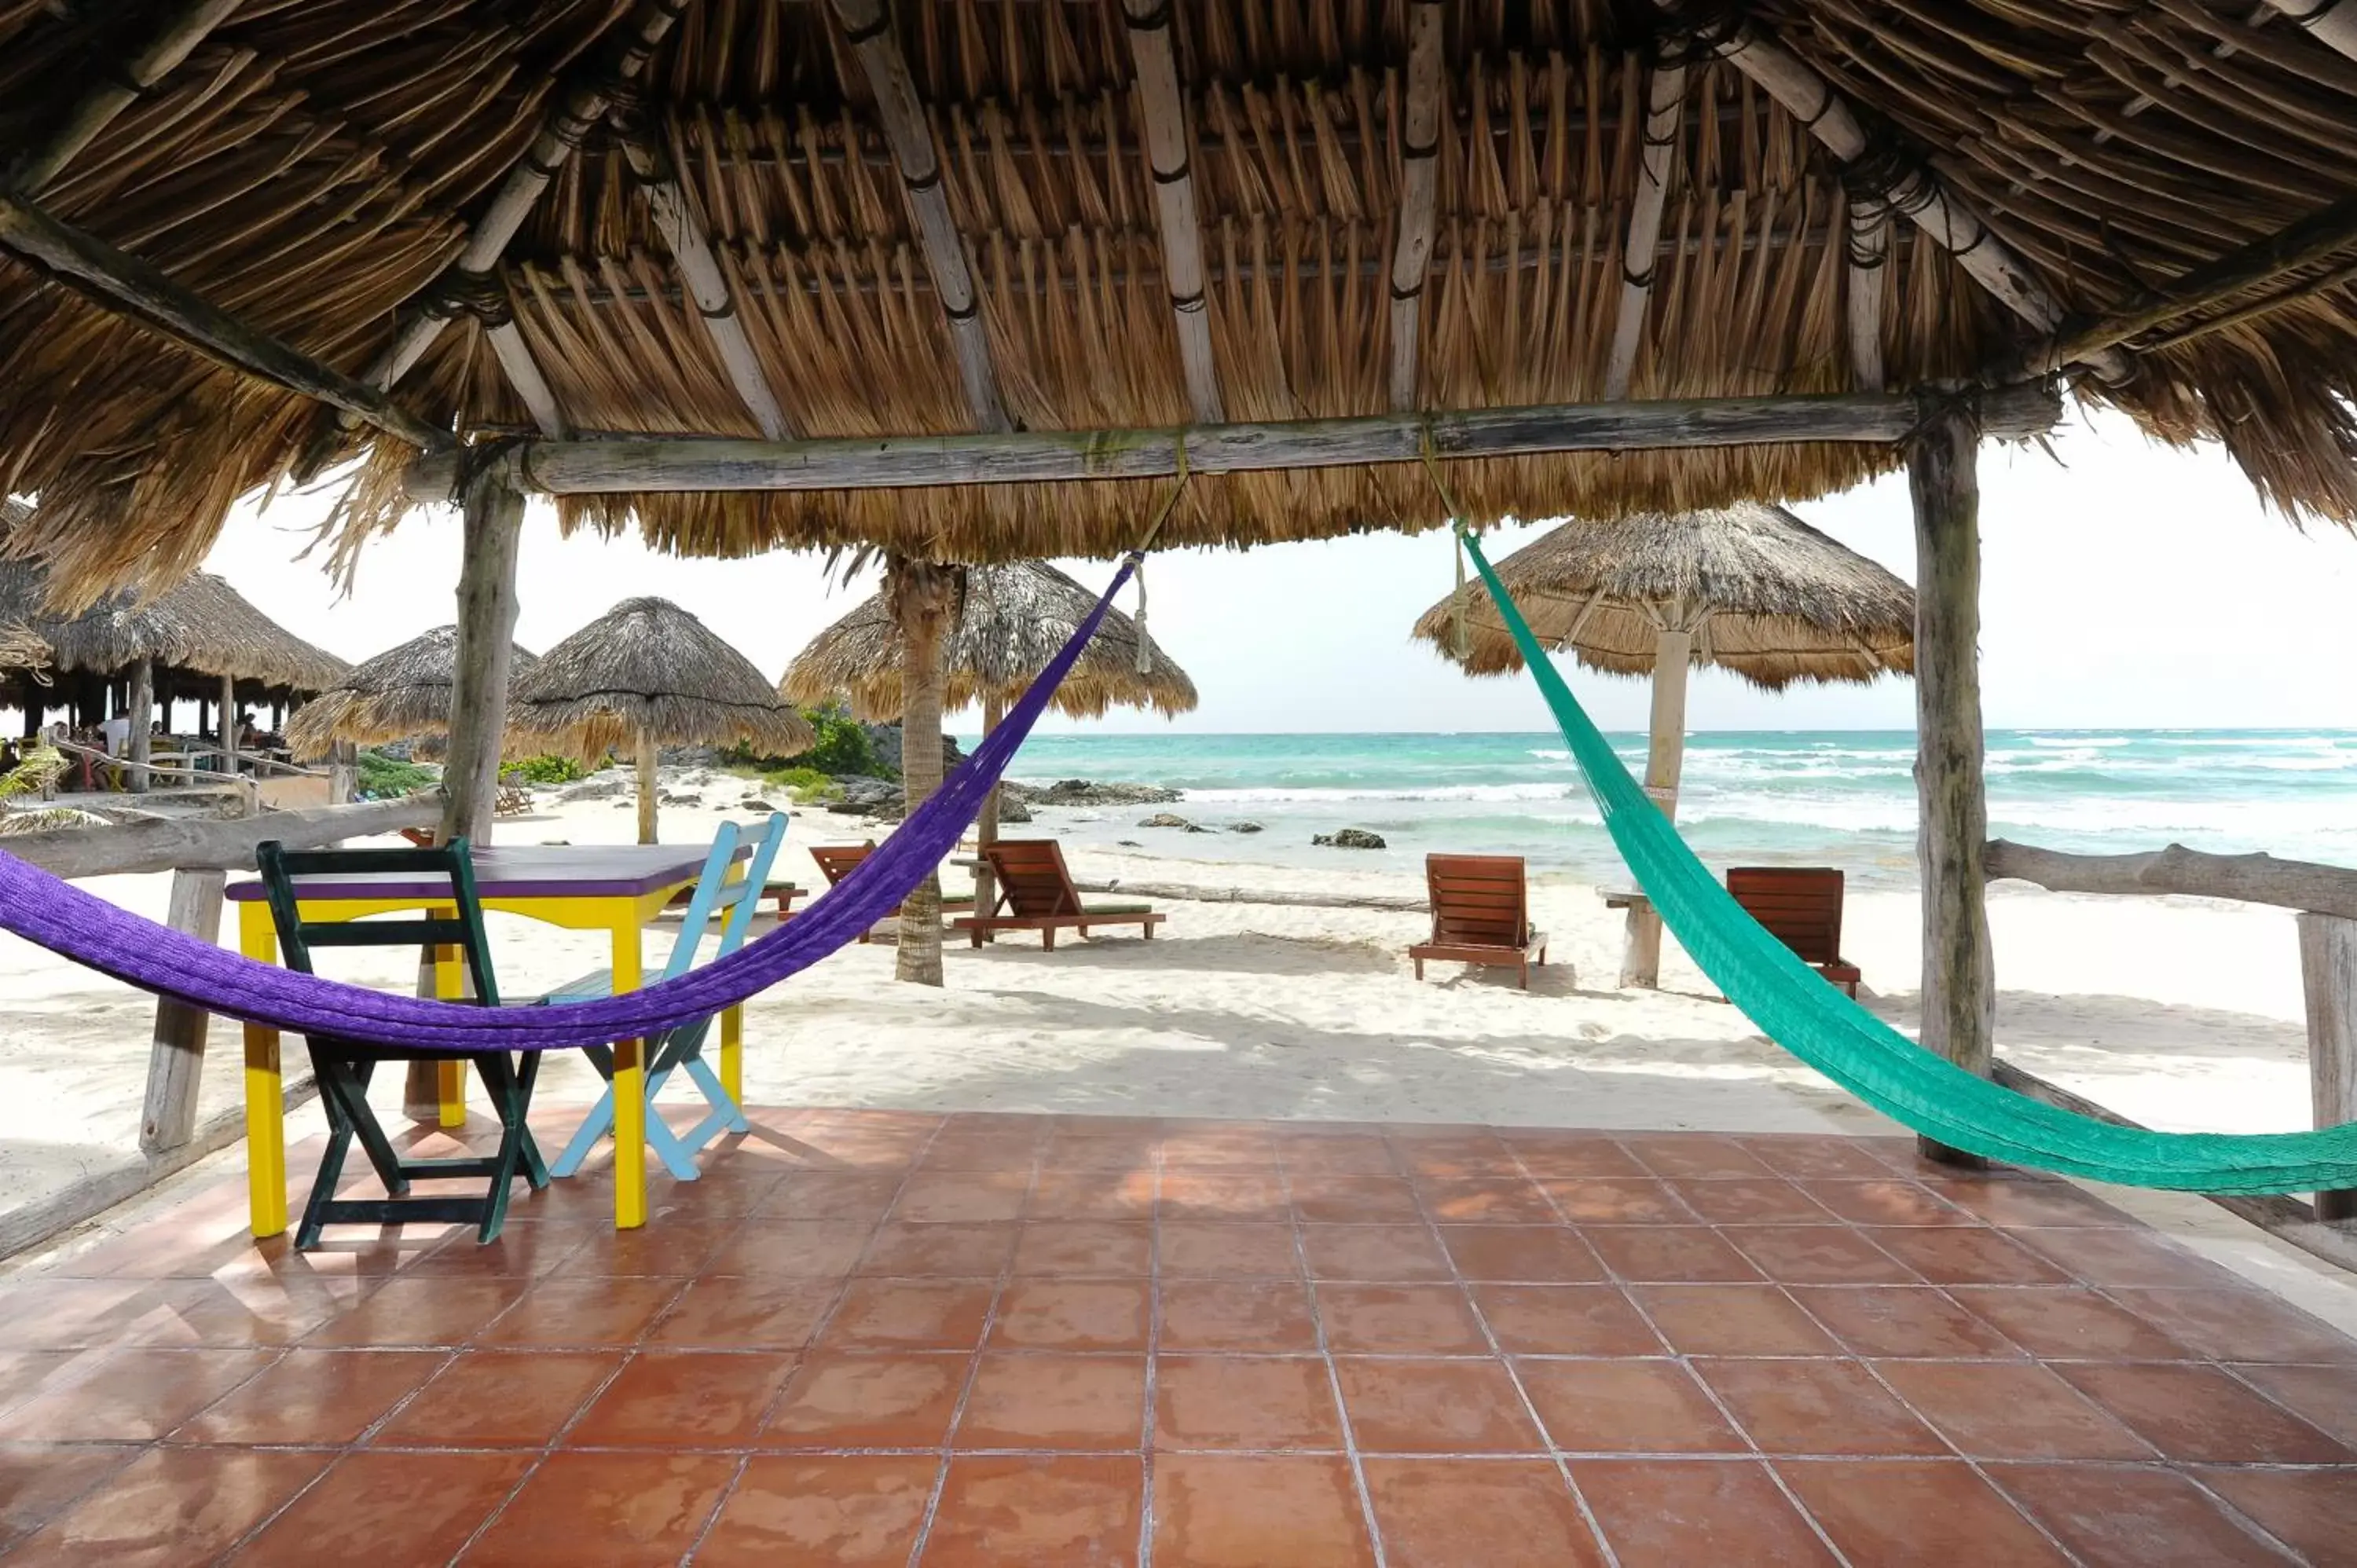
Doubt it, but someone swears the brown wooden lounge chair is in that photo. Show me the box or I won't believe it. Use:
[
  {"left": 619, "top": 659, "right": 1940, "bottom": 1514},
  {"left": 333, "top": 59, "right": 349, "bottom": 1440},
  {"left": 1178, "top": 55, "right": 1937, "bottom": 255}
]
[
  {"left": 955, "top": 838, "right": 1164, "bottom": 948},
  {"left": 812, "top": 841, "right": 973, "bottom": 942},
  {"left": 1727, "top": 866, "right": 1861, "bottom": 996},
  {"left": 1409, "top": 854, "right": 1548, "bottom": 989}
]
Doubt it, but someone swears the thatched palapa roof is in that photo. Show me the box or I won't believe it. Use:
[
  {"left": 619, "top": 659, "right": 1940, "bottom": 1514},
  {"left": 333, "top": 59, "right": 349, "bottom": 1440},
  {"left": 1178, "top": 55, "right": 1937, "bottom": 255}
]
[
  {"left": 783, "top": 562, "right": 1197, "bottom": 720},
  {"left": 0, "top": 622, "right": 46, "bottom": 675},
  {"left": 0, "top": 503, "right": 347, "bottom": 694},
  {"left": 509, "top": 597, "right": 816, "bottom": 762},
  {"left": 284, "top": 625, "right": 541, "bottom": 761},
  {"left": 1415, "top": 503, "right": 1913, "bottom": 689},
  {"left": 0, "top": 0, "right": 2352, "bottom": 594}
]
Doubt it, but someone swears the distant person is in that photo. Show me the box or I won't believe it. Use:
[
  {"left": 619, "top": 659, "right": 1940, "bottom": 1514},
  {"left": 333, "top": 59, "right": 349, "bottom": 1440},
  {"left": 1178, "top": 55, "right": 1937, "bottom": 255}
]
[
  {"left": 236, "top": 709, "right": 260, "bottom": 749},
  {"left": 99, "top": 710, "right": 130, "bottom": 756}
]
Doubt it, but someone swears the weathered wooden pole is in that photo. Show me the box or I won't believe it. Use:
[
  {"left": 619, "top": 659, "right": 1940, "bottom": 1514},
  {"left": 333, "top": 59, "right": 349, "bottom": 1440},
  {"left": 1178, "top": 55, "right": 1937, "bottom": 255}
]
[
  {"left": 139, "top": 868, "right": 225, "bottom": 1154},
  {"left": 416, "top": 460, "right": 525, "bottom": 1120},
  {"left": 889, "top": 556, "right": 958, "bottom": 986},
  {"left": 2295, "top": 914, "right": 2357, "bottom": 1222},
  {"left": 973, "top": 692, "right": 1007, "bottom": 920},
  {"left": 1910, "top": 393, "right": 1995, "bottom": 1169},
  {"left": 636, "top": 725, "right": 660, "bottom": 845},
  {"left": 1622, "top": 626, "right": 1692, "bottom": 987},
  {"left": 126, "top": 656, "right": 152, "bottom": 793},
  {"left": 218, "top": 672, "right": 234, "bottom": 762},
  {"left": 437, "top": 462, "right": 526, "bottom": 845}
]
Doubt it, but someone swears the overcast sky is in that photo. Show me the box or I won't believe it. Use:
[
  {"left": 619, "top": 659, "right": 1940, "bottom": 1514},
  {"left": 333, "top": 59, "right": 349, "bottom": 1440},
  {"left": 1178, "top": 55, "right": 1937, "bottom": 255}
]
[{"left": 199, "top": 407, "right": 2357, "bottom": 735}]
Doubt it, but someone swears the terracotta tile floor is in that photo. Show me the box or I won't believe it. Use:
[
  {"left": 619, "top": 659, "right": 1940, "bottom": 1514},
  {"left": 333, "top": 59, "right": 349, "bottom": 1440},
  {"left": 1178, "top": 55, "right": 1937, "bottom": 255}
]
[{"left": 2, "top": 1109, "right": 2353, "bottom": 1565}]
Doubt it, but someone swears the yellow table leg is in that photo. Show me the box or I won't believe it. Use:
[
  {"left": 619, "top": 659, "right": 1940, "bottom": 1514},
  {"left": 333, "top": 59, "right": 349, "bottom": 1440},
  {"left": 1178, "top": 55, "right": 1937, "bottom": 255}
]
[
  {"left": 238, "top": 906, "right": 288, "bottom": 1240},
  {"left": 720, "top": 1004, "right": 742, "bottom": 1108},
  {"left": 432, "top": 914, "right": 466, "bottom": 1127},
  {"left": 610, "top": 921, "right": 647, "bottom": 1229}
]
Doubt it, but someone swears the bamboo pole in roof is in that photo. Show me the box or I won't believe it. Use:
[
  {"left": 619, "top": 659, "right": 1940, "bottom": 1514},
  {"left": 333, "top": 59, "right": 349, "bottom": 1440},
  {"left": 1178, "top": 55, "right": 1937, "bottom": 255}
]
[
  {"left": 1604, "top": 54, "right": 1688, "bottom": 400},
  {"left": 616, "top": 128, "right": 793, "bottom": 439},
  {"left": 403, "top": 384, "right": 2064, "bottom": 500},
  {"left": 0, "top": 192, "right": 450, "bottom": 452},
  {"left": 5, "top": 0, "right": 246, "bottom": 195},
  {"left": 1123, "top": 0, "right": 1223, "bottom": 423},
  {"left": 2265, "top": 0, "right": 2357, "bottom": 62},
  {"left": 828, "top": 0, "right": 1010, "bottom": 434},
  {"left": 1846, "top": 196, "right": 1890, "bottom": 391},
  {"left": 1387, "top": 0, "right": 1445, "bottom": 411}
]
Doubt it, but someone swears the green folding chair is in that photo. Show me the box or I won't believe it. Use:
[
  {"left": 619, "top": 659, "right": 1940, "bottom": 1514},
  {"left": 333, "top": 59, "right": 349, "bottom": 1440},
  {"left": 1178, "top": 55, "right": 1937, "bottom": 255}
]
[{"left": 255, "top": 837, "right": 549, "bottom": 1247}]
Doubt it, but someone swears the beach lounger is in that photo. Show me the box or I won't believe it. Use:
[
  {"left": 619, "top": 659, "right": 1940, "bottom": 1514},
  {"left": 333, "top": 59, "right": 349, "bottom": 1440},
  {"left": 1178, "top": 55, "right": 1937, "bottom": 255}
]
[
  {"left": 255, "top": 837, "right": 549, "bottom": 1247},
  {"left": 1409, "top": 853, "right": 1548, "bottom": 989},
  {"left": 1727, "top": 866, "right": 1861, "bottom": 996},
  {"left": 955, "top": 838, "right": 1164, "bottom": 948},
  {"left": 812, "top": 841, "right": 972, "bottom": 942}
]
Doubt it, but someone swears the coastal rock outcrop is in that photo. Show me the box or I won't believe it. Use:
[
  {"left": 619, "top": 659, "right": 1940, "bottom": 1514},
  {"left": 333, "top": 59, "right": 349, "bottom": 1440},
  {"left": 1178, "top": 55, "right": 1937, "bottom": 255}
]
[
  {"left": 1007, "top": 779, "right": 1182, "bottom": 807},
  {"left": 1313, "top": 828, "right": 1387, "bottom": 849},
  {"left": 1138, "top": 812, "right": 1209, "bottom": 832}
]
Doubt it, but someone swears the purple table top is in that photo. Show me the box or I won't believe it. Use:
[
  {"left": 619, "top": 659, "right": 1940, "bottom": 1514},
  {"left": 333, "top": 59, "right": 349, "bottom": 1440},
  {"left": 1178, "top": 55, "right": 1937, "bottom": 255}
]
[{"left": 226, "top": 843, "right": 747, "bottom": 903}]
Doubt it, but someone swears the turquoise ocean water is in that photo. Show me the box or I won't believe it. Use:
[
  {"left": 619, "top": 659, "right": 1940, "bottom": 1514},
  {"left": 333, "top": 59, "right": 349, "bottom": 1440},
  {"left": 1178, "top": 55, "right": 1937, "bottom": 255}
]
[{"left": 973, "top": 730, "right": 2357, "bottom": 889}]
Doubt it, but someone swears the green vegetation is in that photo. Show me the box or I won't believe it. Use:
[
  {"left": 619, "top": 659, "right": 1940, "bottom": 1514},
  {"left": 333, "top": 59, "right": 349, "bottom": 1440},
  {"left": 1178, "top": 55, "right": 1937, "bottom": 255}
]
[
  {"left": 724, "top": 703, "right": 893, "bottom": 786},
  {"left": 749, "top": 764, "right": 835, "bottom": 803},
  {"left": 502, "top": 754, "right": 585, "bottom": 786},
  {"left": 355, "top": 749, "right": 435, "bottom": 800}
]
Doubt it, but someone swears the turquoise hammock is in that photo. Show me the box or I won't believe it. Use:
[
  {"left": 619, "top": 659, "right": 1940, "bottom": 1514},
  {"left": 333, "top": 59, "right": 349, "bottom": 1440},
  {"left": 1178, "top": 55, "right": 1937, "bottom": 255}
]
[{"left": 1458, "top": 527, "right": 2357, "bottom": 1196}]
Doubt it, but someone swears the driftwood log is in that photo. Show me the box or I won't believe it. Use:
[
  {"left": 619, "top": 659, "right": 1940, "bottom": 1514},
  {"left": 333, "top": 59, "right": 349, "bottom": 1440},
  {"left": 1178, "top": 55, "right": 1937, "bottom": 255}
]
[
  {"left": 2, "top": 793, "right": 441, "bottom": 880},
  {"left": 1985, "top": 840, "right": 2357, "bottom": 921}
]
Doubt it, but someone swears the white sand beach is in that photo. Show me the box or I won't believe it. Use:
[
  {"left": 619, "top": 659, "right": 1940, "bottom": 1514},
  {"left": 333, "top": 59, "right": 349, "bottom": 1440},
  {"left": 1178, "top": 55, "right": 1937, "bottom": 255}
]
[{"left": 5, "top": 768, "right": 2352, "bottom": 1332}]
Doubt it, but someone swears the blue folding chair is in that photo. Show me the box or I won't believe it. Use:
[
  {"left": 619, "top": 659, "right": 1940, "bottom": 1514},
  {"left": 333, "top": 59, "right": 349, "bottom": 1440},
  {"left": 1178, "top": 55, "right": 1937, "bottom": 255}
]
[{"left": 549, "top": 812, "right": 787, "bottom": 1181}]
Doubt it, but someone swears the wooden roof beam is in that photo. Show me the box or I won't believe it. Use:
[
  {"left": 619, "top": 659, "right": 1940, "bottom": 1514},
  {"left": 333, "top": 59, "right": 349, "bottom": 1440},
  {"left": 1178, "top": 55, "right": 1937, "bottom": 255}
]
[
  {"left": 1603, "top": 55, "right": 1688, "bottom": 400},
  {"left": 2036, "top": 192, "right": 2357, "bottom": 371},
  {"left": 1122, "top": 0, "right": 1221, "bottom": 423},
  {"left": 2265, "top": 0, "right": 2357, "bottom": 62},
  {"left": 5, "top": 0, "right": 246, "bottom": 196},
  {"left": 616, "top": 127, "right": 793, "bottom": 438},
  {"left": 401, "top": 383, "right": 2063, "bottom": 500},
  {"left": 1663, "top": 3, "right": 2134, "bottom": 383},
  {"left": 0, "top": 190, "right": 449, "bottom": 452},
  {"left": 1848, "top": 198, "right": 1890, "bottom": 391},
  {"left": 828, "top": 0, "right": 1009, "bottom": 433},
  {"left": 1387, "top": 0, "right": 1445, "bottom": 411}
]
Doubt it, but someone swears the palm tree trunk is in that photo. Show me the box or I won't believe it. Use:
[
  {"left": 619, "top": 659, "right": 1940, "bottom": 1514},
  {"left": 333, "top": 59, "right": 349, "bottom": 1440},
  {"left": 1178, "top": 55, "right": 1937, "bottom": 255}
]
[
  {"left": 636, "top": 726, "right": 659, "bottom": 844},
  {"left": 889, "top": 555, "right": 959, "bottom": 986},
  {"left": 972, "top": 691, "right": 1006, "bottom": 919}
]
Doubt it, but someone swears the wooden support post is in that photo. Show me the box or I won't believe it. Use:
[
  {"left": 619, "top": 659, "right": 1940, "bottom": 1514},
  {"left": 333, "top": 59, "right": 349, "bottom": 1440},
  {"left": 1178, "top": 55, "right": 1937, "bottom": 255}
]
[
  {"left": 1605, "top": 57, "right": 1688, "bottom": 401},
  {"left": 1387, "top": 0, "right": 1446, "bottom": 411},
  {"left": 973, "top": 692, "right": 1006, "bottom": 919},
  {"left": 327, "top": 739, "right": 356, "bottom": 805},
  {"left": 1122, "top": 0, "right": 1223, "bottom": 422},
  {"left": 889, "top": 557, "right": 957, "bottom": 985},
  {"left": 636, "top": 727, "right": 660, "bottom": 845},
  {"left": 1623, "top": 628, "right": 1691, "bottom": 987},
  {"left": 126, "top": 657, "right": 153, "bottom": 795},
  {"left": 1910, "top": 394, "right": 1994, "bottom": 1169},
  {"left": 1847, "top": 198, "right": 1890, "bottom": 392},
  {"left": 2296, "top": 913, "right": 2357, "bottom": 1223},
  {"left": 138, "top": 868, "right": 225, "bottom": 1155},
  {"left": 438, "top": 461, "right": 526, "bottom": 846},
  {"left": 218, "top": 672, "right": 234, "bottom": 768}
]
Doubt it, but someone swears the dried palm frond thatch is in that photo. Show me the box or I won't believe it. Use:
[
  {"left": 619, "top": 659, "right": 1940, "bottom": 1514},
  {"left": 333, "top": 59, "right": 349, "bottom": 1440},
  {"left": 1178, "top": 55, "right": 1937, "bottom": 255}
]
[
  {"left": 1413, "top": 504, "right": 1915, "bottom": 691},
  {"left": 0, "top": 503, "right": 346, "bottom": 693},
  {"left": 284, "top": 625, "right": 541, "bottom": 762},
  {"left": 0, "top": 0, "right": 2351, "bottom": 597},
  {"left": 783, "top": 562, "right": 1197, "bottom": 722},
  {"left": 510, "top": 596, "right": 812, "bottom": 841},
  {"left": 0, "top": 621, "right": 46, "bottom": 674}
]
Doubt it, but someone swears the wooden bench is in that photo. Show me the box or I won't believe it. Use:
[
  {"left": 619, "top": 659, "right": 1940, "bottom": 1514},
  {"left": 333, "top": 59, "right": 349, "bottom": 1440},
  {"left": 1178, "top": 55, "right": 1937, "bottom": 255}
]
[
  {"left": 1409, "top": 853, "right": 1547, "bottom": 989},
  {"left": 1728, "top": 866, "right": 1862, "bottom": 996}
]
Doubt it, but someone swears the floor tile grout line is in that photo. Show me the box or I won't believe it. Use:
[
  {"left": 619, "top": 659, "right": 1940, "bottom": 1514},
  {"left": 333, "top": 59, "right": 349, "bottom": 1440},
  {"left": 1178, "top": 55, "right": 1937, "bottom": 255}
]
[
  {"left": 899, "top": 1119, "right": 1044, "bottom": 1568},
  {"left": 1138, "top": 1142, "right": 1166, "bottom": 1568},
  {"left": 1761, "top": 1268, "right": 2096, "bottom": 1567},
  {"left": 1279, "top": 1145, "right": 1394, "bottom": 1568}
]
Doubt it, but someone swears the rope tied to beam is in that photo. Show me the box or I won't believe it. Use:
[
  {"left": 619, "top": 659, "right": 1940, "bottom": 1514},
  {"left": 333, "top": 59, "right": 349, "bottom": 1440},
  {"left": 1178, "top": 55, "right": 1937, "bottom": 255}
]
[
  {"left": 1417, "top": 423, "right": 1476, "bottom": 658},
  {"left": 418, "top": 266, "right": 513, "bottom": 329},
  {"left": 1126, "top": 436, "right": 1190, "bottom": 674}
]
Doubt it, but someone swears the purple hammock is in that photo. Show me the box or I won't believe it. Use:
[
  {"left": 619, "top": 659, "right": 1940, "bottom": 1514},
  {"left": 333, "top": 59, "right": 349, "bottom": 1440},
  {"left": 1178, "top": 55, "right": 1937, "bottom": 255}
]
[{"left": 0, "top": 558, "right": 1139, "bottom": 1052}]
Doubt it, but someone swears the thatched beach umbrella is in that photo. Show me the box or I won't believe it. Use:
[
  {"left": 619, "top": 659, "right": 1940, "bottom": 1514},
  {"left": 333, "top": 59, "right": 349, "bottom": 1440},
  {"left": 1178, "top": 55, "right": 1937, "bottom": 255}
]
[
  {"left": 285, "top": 625, "right": 539, "bottom": 763},
  {"left": 0, "top": 624, "right": 46, "bottom": 673},
  {"left": 509, "top": 597, "right": 814, "bottom": 843},
  {"left": 1415, "top": 502, "right": 1915, "bottom": 984},
  {"left": 784, "top": 561, "right": 1198, "bottom": 938}
]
